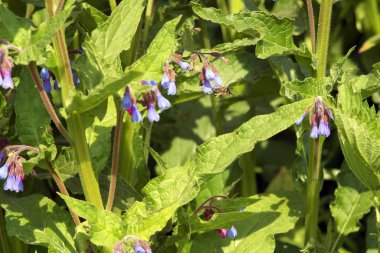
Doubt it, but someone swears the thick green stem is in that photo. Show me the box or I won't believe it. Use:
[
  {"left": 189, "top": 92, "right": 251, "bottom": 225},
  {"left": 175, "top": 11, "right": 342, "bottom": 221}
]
[
  {"left": 142, "top": 0, "right": 155, "bottom": 48},
  {"left": 306, "top": 0, "right": 316, "bottom": 54},
  {"left": 216, "top": 0, "right": 231, "bottom": 42},
  {"left": 68, "top": 114, "right": 104, "bottom": 209},
  {"left": 366, "top": 0, "right": 380, "bottom": 34},
  {"left": 119, "top": 117, "right": 136, "bottom": 184},
  {"left": 106, "top": 110, "right": 124, "bottom": 211},
  {"left": 109, "top": 0, "right": 117, "bottom": 11},
  {"left": 305, "top": 138, "right": 324, "bottom": 244},
  {"left": 0, "top": 208, "right": 10, "bottom": 253},
  {"left": 316, "top": 0, "right": 333, "bottom": 80},
  {"left": 373, "top": 195, "right": 380, "bottom": 247},
  {"left": 45, "top": 0, "right": 103, "bottom": 209}
]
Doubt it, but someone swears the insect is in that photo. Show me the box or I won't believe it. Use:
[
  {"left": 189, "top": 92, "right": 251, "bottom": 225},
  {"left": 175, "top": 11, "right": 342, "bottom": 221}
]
[{"left": 213, "top": 86, "right": 232, "bottom": 96}]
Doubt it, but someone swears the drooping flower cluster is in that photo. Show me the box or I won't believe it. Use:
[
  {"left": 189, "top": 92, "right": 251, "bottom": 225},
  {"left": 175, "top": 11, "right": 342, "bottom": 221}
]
[
  {"left": 189, "top": 51, "right": 229, "bottom": 95},
  {"left": 295, "top": 96, "right": 334, "bottom": 139},
  {"left": 0, "top": 50, "right": 14, "bottom": 89},
  {"left": 194, "top": 195, "right": 238, "bottom": 240},
  {"left": 113, "top": 235, "right": 152, "bottom": 253},
  {"left": 0, "top": 145, "right": 39, "bottom": 192},
  {"left": 121, "top": 81, "right": 172, "bottom": 123}
]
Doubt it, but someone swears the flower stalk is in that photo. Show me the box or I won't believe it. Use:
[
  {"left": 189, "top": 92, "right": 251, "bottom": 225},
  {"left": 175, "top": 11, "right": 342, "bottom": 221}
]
[
  {"left": 106, "top": 109, "right": 124, "bottom": 211},
  {"left": 306, "top": 0, "right": 316, "bottom": 54},
  {"left": 28, "top": 63, "right": 72, "bottom": 143}
]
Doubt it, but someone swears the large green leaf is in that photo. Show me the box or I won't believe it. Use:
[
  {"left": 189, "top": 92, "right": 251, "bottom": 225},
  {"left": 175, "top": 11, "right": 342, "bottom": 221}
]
[
  {"left": 280, "top": 77, "right": 332, "bottom": 99},
  {"left": 184, "top": 193, "right": 303, "bottom": 253},
  {"left": 335, "top": 81, "right": 380, "bottom": 190},
  {"left": 0, "top": 194, "right": 76, "bottom": 253},
  {"left": 15, "top": 68, "right": 53, "bottom": 147},
  {"left": 192, "top": 3, "right": 303, "bottom": 59},
  {"left": 66, "top": 16, "right": 181, "bottom": 115},
  {"left": 122, "top": 99, "right": 313, "bottom": 240},
  {"left": 330, "top": 166, "right": 373, "bottom": 242}
]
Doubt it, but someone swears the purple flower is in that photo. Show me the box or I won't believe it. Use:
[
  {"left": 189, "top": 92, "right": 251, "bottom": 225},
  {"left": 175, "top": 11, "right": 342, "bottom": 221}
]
[
  {"left": 310, "top": 122, "right": 319, "bottom": 139},
  {"left": 40, "top": 68, "right": 50, "bottom": 80},
  {"left": 1, "top": 70, "right": 13, "bottom": 89},
  {"left": 0, "top": 163, "right": 9, "bottom": 179},
  {"left": 318, "top": 119, "right": 330, "bottom": 137},
  {"left": 204, "top": 68, "right": 215, "bottom": 81},
  {"left": 131, "top": 105, "right": 142, "bottom": 122},
  {"left": 227, "top": 225, "right": 237, "bottom": 239},
  {"left": 54, "top": 79, "right": 61, "bottom": 90},
  {"left": 121, "top": 91, "right": 133, "bottom": 111},
  {"left": 167, "top": 80, "right": 176, "bottom": 95},
  {"left": 43, "top": 79, "right": 52, "bottom": 94},
  {"left": 3, "top": 173, "right": 23, "bottom": 192},
  {"left": 214, "top": 74, "right": 223, "bottom": 87},
  {"left": 202, "top": 80, "right": 213, "bottom": 94},
  {"left": 217, "top": 229, "right": 227, "bottom": 239},
  {"left": 295, "top": 112, "right": 306, "bottom": 125},
  {"left": 72, "top": 68, "right": 80, "bottom": 88},
  {"left": 155, "top": 90, "right": 171, "bottom": 110},
  {"left": 161, "top": 72, "right": 170, "bottom": 89},
  {"left": 178, "top": 61, "right": 190, "bottom": 72},
  {"left": 133, "top": 243, "right": 145, "bottom": 253},
  {"left": 141, "top": 80, "right": 157, "bottom": 86},
  {"left": 147, "top": 103, "right": 160, "bottom": 122}
]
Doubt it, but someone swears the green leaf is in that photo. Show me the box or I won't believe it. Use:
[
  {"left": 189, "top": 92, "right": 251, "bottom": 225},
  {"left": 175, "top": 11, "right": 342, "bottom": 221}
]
[
  {"left": 335, "top": 82, "right": 380, "bottom": 190},
  {"left": 88, "top": 0, "right": 146, "bottom": 59},
  {"left": 330, "top": 165, "right": 373, "bottom": 238},
  {"left": 15, "top": 68, "right": 53, "bottom": 147},
  {"left": 280, "top": 77, "right": 332, "bottom": 99},
  {"left": 192, "top": 3, "right": 304, "bottom": 59},
  {"left": 203, "top": 38, "right": 260, "bottom": 54},
  {"left": 330, "top": 46, "right": 355, "bottom": 84},
  {"left": 351, "top": 63, "right": 380, "bottom": 99},
  {"left": 78, "top": 3, "right": 107, "bottom": 33},
  {"left": 185, "top": 193, "right": 304, "bottom": 253},
  {"left": 14, "top": 0, "right": 75, "bottom": 65},
  {"left": 122, "top": 98, "right": 313, "bottom": 240},
  {"left": 0, "top": 194, "right": 76, "bottom": 253},
  {"left": 59, "top": 194, "right": 125, "bottom": 248},
  {"left": 0, "top": 5, "right": 31, "bottom": 42},
  {"left": 66, "top": 16, "right": 181, "bottom": 115}
]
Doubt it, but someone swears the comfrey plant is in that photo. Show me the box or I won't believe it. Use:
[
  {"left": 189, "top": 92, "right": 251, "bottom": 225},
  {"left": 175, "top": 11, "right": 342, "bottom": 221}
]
[{"left": 1, "top": 1, "right": 380, "bottom": 253}]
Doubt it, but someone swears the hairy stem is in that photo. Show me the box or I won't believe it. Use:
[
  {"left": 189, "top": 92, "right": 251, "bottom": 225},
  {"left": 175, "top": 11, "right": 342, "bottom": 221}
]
[
  {"left": 28, "top": 63, "right": 72, "bottom": 143},
  {"left": 306, "top": 0, "right": 316, "bottom": 54},
  {"left": 316, "top": 0, "right": 333, "bottom": 79},
  {"left": 46, "top": 160, "right": 80, "bottom": 225},
  {"left": 106, "top": 110, "right": 124, "bottom": 211},
  {"left": 216, "top": 0, "right": 231, "bottom": 42},
  {"left": 55, "top": 0, "right": 64, "bottom": 13},
  {"left": 305, "top": 138, "right": 324, "bottom": 244},
  {"left": 142, "top": 0, "right": 155, "bottom": 48},
  {"left": 109, "top": 0, "right": 117, "bottom": 11}
]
